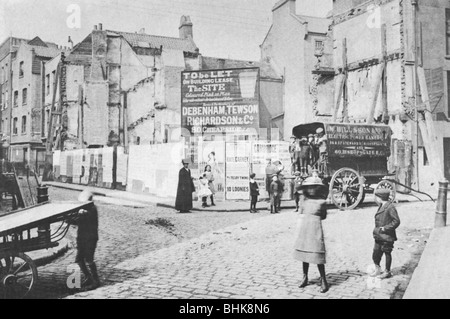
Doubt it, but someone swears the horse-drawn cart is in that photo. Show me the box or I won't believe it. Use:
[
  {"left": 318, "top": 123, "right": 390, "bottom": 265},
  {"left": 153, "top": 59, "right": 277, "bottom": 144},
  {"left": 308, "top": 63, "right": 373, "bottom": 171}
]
[{"left": 292, "top": 122, "right": 394, "bottom": 210}]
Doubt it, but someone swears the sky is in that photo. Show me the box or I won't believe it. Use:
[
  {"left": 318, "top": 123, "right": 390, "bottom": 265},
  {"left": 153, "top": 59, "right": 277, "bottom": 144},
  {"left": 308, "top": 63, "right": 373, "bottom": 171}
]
[{"left": 0, "top": 0, "right": 333, "bottom": 61}]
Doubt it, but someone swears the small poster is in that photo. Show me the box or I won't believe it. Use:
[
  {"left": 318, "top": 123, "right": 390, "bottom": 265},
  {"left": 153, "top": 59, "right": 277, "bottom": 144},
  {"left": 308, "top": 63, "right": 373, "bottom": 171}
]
[{"left": 225, "top": 142, "right": 250, "bottom": 200}]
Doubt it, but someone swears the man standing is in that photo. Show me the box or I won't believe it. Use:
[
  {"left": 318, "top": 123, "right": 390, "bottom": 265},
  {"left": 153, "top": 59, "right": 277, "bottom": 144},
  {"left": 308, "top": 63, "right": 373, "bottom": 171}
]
[
  {"left": 175, "top": 158, "right": 196, "bottom": 213},
  {"left": 270, "top": 174, "right": 280, "bottom": 214},
  {"left": 372, "top": 188, "right": 400, "bottom": 279},
  {"left": 265, "top": 158, "right": 277, "bottom": 199},
  {"left": 73, "top": 190, "right": 100, "bottom": 291}
]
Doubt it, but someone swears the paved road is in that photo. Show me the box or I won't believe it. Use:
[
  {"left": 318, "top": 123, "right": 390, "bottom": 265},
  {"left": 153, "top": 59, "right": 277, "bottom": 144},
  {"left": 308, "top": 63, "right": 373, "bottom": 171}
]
[
  {"left": 55, "top": 195, "right": 432, "bottom": 299},
  {"left": 26, "top": 187, "right": 270, "bottom": 299}
]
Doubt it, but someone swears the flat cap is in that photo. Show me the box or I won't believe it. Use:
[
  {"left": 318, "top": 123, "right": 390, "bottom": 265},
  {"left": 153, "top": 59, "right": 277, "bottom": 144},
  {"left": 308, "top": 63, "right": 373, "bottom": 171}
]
[{"left": 374, "top": 188, "right": 391, "bottom": 200}]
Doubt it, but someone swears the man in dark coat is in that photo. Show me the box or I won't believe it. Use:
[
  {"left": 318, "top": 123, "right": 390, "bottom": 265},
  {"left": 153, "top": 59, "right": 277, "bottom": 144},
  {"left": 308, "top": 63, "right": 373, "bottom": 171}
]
[
  {"left": 372, "top": 188, "right": 400, "bottom": 279},
  {"left": 175, "top": 158, "right": 196, "bottom": 213},
  {"left": 72, "top": 190, "right": 100, "bottom": 291}
]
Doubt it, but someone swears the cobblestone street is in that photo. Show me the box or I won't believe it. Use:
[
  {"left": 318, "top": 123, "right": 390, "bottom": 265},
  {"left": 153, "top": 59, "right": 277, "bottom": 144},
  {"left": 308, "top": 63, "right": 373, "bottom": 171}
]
[{"left": 25, "top": 187, "right": 433, "bottom": 299}]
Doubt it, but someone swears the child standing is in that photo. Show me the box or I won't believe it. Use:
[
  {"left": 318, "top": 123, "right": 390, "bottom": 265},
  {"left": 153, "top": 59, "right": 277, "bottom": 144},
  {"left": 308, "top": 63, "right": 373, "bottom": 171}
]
[
  {"left": 293, "top": 171, "right": 303, "bottom": 212},
  {"left": 269, "top": 174, "right": 280, "bottom": 214},
  {"left": 198, "top": 174, "right": 212, "bottom": 208},
  {"left": 249, "top": 173, "right": 259, "bottom": 213},
  {"left": 372, "top": 188, "right": 400, "bottom": 279}
]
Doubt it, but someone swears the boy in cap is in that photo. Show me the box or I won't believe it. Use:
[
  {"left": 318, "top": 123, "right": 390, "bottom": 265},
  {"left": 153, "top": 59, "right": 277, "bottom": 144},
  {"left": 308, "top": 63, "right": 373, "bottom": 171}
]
[
  {"left": 72, "top": 190, "right": 100, "bottom": 291},
  {"left": 372, "top": 188, "right": 400, "bottom": 279}
]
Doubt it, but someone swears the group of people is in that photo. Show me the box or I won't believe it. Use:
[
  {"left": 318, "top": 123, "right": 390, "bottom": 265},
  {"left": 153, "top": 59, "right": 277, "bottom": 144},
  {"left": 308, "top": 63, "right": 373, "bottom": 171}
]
[
  {"left": 292, "top": 177, "right": 400, "bottom": 293},
  {"left": 175, "top": 155, "right": 220, "bottom": 213},
  {"left": 174, "top": 156, "right": 401, "bottom": 294},
  {"left": 290, "top": 127, "right": 328, "bottom": 176}
]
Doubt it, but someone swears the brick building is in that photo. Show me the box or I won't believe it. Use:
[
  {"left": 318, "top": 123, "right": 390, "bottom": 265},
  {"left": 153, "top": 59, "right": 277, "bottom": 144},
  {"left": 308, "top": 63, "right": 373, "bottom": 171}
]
[{"left": 0, "top": 36, "right": 65, "bottom": 172}]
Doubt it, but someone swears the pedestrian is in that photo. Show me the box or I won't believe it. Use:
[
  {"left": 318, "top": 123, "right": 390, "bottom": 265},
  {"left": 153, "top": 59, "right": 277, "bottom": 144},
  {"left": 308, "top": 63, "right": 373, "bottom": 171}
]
[
  {"left": 198, "top": 174, "right": 213, "bottom": 208},
  {"left": 265, "top": 158, "right": 277, "bottom": 199},
  {"left": 204, "top": 165, "right": 216, "bottom": 206},
  {"left": 175, "top": 158, "right": 196, "bottom": 213},
  {"left": 273, "top": 159, "right": 285, "bottom": 211},
  {"left": 298, "top": 136, "right": 311, "bottom": 176},
  {"left": 372, "top": 188, "right": 400, "bottom": 279},
  {"left": 269, "top": 174, "right": 280, "bottom": 214},
  {"left": 294, "top": 176, "right": 329, "bottom": 293},
  {"left": 308, "top": 133, "right": 317, "bottom": 170},
  {"left": 315, "top": 127, "right": 328, "bottom": 172},
  {"left": 249, "top": 172, "right": 260, "bottom": 213},
  {"left": 292, "top": 171, "right": 303, "bottom": 212},
  {"left": 71, "top": 189, "right": 100, "bottom": 291}
]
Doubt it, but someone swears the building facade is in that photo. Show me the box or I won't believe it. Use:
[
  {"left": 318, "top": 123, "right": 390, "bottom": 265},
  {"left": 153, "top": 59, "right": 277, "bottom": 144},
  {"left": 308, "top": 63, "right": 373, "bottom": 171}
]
[
  {"left": 260, "top": 0, "right": 333, "bottom": 140},
  {"left": 0, "top": 36, "right": 64, "bottom": 173},
  {"left": 321, "top": 0, "right": 450, "bottom": 192}
]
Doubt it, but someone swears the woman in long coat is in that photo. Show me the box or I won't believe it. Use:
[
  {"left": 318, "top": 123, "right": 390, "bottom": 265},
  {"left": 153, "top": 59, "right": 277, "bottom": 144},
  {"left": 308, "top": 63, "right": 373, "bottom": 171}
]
[
  {"left": 175, "top": 158, "right": 196, "bottom": 213},
  {"left": 293, "top": 176, "right": 329, "bottom": 293}
]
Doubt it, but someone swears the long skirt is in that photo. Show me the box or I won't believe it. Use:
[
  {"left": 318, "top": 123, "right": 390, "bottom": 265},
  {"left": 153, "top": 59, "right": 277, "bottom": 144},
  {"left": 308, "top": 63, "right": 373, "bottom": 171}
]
[{"left": 293, "top": 214, "right": 326, "bottom": 264}]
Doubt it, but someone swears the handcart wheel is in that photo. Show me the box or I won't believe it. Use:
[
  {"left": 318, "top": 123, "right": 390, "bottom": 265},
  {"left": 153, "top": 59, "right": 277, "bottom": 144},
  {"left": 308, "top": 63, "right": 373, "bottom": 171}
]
[
  {"left": 375, "top": 179, "right": 396, "bottom": 204},
  {"left": 0, "top": 252, "right": 38, "bottom": 299},
  {"left": 329, "top": 168, "right": 365, "bottom": 210}
]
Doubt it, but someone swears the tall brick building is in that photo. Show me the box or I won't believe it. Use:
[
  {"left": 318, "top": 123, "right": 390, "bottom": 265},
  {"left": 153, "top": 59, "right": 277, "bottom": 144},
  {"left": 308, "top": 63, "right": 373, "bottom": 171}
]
[{"left": 0, "top": 36, "right": 65, "bottom": 172}]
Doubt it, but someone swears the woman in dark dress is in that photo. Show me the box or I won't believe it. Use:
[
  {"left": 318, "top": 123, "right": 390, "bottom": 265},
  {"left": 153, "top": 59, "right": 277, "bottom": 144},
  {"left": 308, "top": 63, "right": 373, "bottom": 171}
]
[{"left": 175, "top": 158, "right": 195, "bottom": 213}]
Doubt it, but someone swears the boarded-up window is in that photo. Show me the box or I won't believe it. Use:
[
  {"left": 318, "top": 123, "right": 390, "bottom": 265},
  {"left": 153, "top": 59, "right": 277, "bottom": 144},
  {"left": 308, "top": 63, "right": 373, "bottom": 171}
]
[{"left": 424, "top": 67, "right": 444, "bottom": 115}]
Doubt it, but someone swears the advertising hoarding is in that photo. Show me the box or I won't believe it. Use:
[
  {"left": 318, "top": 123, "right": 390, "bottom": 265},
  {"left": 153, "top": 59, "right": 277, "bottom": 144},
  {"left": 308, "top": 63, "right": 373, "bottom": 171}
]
[{"left": 181, "top": 68, "right": 260, "bottom": 135}]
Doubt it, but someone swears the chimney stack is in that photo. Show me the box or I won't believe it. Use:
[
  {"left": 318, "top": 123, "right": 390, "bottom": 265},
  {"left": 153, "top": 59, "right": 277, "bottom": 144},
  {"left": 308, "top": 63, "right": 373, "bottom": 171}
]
[
  {"left": 179, "top": 15, "right": 193, "bottom": 39},
  {"left": 94, "top": 25, "right": 98, "bottom": 30},
  {"left": 99, "top": 23, "right": 103, "bottom": 30},
  {"left": 68, "top": 36, "right": 73, "bottom": 49}
]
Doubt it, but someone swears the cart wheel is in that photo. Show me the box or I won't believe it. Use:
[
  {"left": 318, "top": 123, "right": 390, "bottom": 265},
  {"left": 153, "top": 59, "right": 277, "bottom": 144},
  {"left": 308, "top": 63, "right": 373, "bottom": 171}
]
[
  {"left": 329, "top": 168, "right": 365, "bottom": 210},
  {"left": 375, "top": 180, "right": 396, "bottom": 204},
  {"left": 0, "top": 253, "right": 38, "bottom": 299}
]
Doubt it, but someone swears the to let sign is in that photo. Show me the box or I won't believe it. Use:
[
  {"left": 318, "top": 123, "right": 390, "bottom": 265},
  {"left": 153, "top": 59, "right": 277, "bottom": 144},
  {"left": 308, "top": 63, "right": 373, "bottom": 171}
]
[{"left": 181, "top": 68, "right": 260, "bottom": 135}]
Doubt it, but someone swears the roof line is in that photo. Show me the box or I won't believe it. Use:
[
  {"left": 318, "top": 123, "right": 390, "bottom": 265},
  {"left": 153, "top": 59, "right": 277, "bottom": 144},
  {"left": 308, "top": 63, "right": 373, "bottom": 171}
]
[{"left": 107, "top": 30, "right": 186, "bottom": 42}]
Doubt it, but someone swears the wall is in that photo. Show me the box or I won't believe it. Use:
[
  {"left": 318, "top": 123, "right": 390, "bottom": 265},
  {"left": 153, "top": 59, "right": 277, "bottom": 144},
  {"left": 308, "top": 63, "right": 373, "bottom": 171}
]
[
  {"left": 261, "top": 2, "right": 307, "bottom": 140},
  {"left": 332, "top": 0, "right": 403, "bottom": 120}
]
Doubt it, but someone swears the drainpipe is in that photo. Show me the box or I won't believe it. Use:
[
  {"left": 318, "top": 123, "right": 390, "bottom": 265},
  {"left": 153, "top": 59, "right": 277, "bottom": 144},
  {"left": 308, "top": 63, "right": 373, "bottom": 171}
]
[
  {"left": 8, "top": 37, "right": 13, "bottom": 162},
  {"left": 412, "top": 0, "right": 419, "bottom": 190}
]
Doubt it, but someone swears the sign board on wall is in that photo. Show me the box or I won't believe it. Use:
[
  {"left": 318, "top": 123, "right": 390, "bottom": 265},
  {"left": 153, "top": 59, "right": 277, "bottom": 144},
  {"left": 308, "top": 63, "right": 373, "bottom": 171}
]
[
  {"left": 181, "top": 68, "right": 260, "bottom": 135},
  {"left": 325, "top": 124, "right": 392, "bottom": 158},
  {"left": 225, "top": 142, "right": 251, "bottom": 200}
]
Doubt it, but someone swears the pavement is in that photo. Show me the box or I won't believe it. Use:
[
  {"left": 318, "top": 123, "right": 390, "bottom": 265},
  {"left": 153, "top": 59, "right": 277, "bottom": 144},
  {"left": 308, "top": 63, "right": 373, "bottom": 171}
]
[
  {"left": 403, "top": 225, "right": 450, "bottom": 299},
  {"left": 44, "top": 181, "right": 433, "bottom": 212}
]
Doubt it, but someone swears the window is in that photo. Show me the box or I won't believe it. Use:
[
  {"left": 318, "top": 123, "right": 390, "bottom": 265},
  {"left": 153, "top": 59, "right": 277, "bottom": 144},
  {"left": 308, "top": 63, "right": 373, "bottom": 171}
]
[
  {"left": 19, "top": 61, "right": 24, "bottom": 77},
  {"left": 21, "top": 116, "right": 27, "bottom": 134},
  {"left": 5, "top": 90, "right": 8, "bottom": 108},
  {"left": 13, "top": 117, "right": 18, "bottom": 135},
  {"left": 22, "top": 88, "right": 27, "bottom": 105},
  {"left": 52, "top": 70, "right": 56, "bottom": 92},
  {"left": 448, "top": 71, "right": 450, "bottom": 116},
  {"left": 315, "top": 40, "right": 324, "bottom": 51},
  {"left": 447, "top": 9, "right": 450, "bottom": 55},
  {"left": 46, "top": 74, "right": 50, "bottom": 95},
  {"left": 13, "top": 91, "right": 18, "bottom": 107},
  {"left": 1, "top": 66, "right": 3, "bottom": 83}
]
